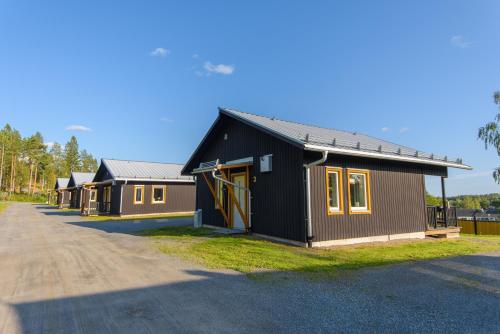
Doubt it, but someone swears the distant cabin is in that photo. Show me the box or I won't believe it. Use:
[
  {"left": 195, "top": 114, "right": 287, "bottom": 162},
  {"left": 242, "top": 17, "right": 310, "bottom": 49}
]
[
  {"left": 182, "top": 107, "right": 471, "bottom": 247},
  {"left": 82, "top": 159, "right": 195, "bottom": 216},
  {"left": 54, "top": 177, "right": 70, "bottom": 208},
  {"left": 67, "top": 172, "right": 95, "bottom": 209}
]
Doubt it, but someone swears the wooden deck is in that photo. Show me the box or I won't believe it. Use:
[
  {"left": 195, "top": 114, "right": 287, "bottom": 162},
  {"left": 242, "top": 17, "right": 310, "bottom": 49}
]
[{"left": 425, "top": 227, "right": 461, "bottom": 239}]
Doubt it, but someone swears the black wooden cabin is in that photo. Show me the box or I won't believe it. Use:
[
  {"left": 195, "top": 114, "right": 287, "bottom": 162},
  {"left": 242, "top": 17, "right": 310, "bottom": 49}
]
[
  {"left": 182, "top": 108, "right": 471, "bottom": 247},
  {"left": 67, "top": 172, "right": 95, "bottom": 209},
  {"left": 81, "top": 159, "right": 196, "bottom": 217},
  {"left": 54, "top": 178, "right": 70, "bottom": 209}
]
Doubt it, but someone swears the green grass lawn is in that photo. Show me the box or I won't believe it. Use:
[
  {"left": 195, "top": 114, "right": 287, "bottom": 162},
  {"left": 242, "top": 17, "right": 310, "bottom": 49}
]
[{"left": 141, "top": 226, "right": 500, "bottom": 276}]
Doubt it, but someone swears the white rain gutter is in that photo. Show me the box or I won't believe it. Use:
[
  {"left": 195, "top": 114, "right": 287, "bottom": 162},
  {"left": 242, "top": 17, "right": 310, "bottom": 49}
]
[
  {"left": 119, "top": 180, "right": 127, "bottom": 215},
  {"left": 304, "top": 150, "right": 329, "bottom": 247},
  {"left": 304, "top": 144, "right": 472, "bottom": 170},
  {"left": 87, "top": 178, "right": 193, "bottom": 186},
  {"left": 211, "top": 169, "right": 252, "bottom": 230},
  {"left": 113, "top": 177, "right": 195, "bottom": 183}
]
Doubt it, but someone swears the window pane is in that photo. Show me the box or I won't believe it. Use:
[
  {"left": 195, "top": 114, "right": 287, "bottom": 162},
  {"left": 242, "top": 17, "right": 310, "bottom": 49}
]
[
  {"left": 135, "top": 188, "right": 142, "bottom": 202},
  {"left": 328, "top": 172, "right": 339, "bottom": 209},
  {"left": 153, "top": 188, "right": 164, "bottom": 202},
  {"left": 350, "top": 173, "right": 366, "bottom": 208}
]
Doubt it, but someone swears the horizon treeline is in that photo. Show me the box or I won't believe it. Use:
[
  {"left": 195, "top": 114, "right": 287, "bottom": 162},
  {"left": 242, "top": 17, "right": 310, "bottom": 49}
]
[
  {"left": 426, "top": 192, "right": 500, "bottom": 210},
  {"left": 0, "top": 124, "right": 98, "bottom": 195}
]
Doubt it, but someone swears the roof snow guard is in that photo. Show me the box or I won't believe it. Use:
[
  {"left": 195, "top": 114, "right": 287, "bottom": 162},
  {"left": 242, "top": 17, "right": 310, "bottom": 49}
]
[{"left": 219, "top": 108, "right": 471, "bottom": 170}]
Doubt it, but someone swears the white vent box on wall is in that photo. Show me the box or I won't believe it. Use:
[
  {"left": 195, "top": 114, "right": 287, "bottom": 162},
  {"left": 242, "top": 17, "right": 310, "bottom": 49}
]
[{"left": 260, "top": 154, "right": 272, "bottom": 173}]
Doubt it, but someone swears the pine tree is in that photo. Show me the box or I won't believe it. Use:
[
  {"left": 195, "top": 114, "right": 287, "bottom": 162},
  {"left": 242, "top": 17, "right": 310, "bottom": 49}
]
[
  {"left": 80, "top": 149, "right": 98, "bottom": 172},
  {"left": 64, "top": 136, "right": 80, "bottom": 174}
]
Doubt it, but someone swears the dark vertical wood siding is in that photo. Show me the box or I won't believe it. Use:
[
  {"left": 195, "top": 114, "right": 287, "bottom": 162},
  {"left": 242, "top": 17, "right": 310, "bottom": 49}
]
[
  {"left": 192, "top": 115, "right": 306, "bottom": 242},
  {"left": 69, "top": 189, "right": 82, "bottom": 209},
  {"left": 59, "top": 191, "right": 71, "bottom": 206},
  {"left": 120, "top": 182, "right": 195, "bottom": 215},
  {"left": 95, "top": 184, "right": 121, "bottom": 214},
  {"left": 111, "top": 184, "right": 122, "bottom": 214},
  {"left": 309, "top": 155, "right": 440, "bottom": 241}
]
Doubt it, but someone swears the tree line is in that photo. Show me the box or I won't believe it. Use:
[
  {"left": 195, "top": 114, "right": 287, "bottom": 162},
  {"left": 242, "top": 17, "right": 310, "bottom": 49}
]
[
  {"left": 426, "top": 192, "right": 500, "bottom": 210},
  {"left": 0, "top": 124, "right": 98, "bottom": 196}
]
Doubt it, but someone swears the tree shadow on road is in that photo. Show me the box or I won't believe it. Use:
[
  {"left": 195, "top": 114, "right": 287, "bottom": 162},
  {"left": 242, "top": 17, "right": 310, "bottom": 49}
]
[
  {"left": 35, "top": 205, "right": 81, "bottom": 217},
  {"left": 6, "top": 255, "right": 500, "bottom": 334},
  {"left": 62, "top": 218, "right": 193, "bottom": 235}
]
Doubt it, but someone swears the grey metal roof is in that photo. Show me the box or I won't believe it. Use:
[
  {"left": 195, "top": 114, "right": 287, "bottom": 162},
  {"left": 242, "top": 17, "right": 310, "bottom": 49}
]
[
  {"left": 69, "top": 172, "right": 95, "bottom": 187},
  {"left": 55, "top": 178, "right": 69, "bottom": 189},
  {"left": 101, "top": 159, "right": 194, "bottom": 182},
  {"left": 220, "top": 108, "right": 471, "bottom": 170}
]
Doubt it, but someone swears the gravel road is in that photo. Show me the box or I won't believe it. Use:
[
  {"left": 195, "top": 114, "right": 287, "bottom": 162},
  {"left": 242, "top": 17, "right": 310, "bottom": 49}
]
[{"left": 0, "top": 202, "right": 499, "bottom": 333}]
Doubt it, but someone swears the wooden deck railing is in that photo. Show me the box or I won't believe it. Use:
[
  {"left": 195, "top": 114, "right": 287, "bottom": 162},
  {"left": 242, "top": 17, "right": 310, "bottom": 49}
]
[
  {"left": 427, "top": 206, "right": 457, "bottom": 229},
  {"left": 99, "top": 201, "right": 111, "bottom": 213}
]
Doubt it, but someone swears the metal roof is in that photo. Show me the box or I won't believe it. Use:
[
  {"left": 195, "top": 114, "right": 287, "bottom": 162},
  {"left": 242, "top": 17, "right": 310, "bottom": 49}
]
[
  {"left": 220, "top": 107, "right": 471, "bottom": 170},
  {"left": 55, "top": 178, "right": 69, "bottom": 189},
  {"left": 69, "top": 172, "right": 95, "bottom": 187},
  {"left": 100, "top": 159, "right": 194, "bottom": 182}
]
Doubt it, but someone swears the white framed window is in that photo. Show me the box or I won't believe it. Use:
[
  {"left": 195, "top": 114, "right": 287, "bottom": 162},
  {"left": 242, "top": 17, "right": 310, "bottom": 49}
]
[
  {"left": 347, "top": 169, "right": 371, "bottom": 214},
  {"left": 134, "top": 185, "right": 144, "bottom": 204},
  {"left": 151, "top": 185, "right": 166, "bottom": 204},
  {"left": 90, "top": 189, "right": 97, "bottom": 202},
  {"left": 325, "top": 167, "right": 343, "bottom": 215}
]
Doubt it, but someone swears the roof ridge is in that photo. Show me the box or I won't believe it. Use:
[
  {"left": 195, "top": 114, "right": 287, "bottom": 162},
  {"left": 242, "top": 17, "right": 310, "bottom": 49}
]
[
  {"left": 221, "top": 107, "right": 421, "bottom": 153},
  {"left": 101, "top": 158, "right": 185, "bottom": 166},
  {"left": 221, "top": 107, "right": 371, "bottom": 139}
]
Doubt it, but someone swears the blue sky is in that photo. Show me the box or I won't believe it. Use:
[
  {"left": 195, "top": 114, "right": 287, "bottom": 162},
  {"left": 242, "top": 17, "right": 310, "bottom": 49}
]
[{"left": 0, "top": 0, "right": 499, "bottom": 196}]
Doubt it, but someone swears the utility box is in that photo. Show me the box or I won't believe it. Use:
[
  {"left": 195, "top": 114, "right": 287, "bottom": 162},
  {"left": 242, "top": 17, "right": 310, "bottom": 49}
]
[
  {"left": 260, "top": 154, "right": 273, "bottom": 173},
  {"left": 194, "top": 209, "right": 202, "bottom": 228}
]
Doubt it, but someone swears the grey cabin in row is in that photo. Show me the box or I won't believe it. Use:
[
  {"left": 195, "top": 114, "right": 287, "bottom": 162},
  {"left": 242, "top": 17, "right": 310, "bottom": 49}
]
[
  {"left": 67, "top": 172, "right": 95, "bottom": 209},
  {"left": 54, "top": 178, "right": 70, "bottom": 208},
  {"left": 182, "top": 107, "right": 471, "bottom": 247},
  {"left": 80, "top": 159, "right": 196, "bottom": 216}
]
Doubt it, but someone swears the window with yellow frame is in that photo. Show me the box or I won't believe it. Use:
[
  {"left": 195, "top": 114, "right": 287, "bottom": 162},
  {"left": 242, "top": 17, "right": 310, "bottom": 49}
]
[
  {"left": 325, "top": 167, "right": 344, "bottom": 215},
  {"left": 133, "top": 185, "right": 144, "bottom": 204},
  {"left": 151, "top": 185, "right": 166, "bottom": 204},
  {"left": 347, "top": 169, "right": 371, "bottom": 214}
]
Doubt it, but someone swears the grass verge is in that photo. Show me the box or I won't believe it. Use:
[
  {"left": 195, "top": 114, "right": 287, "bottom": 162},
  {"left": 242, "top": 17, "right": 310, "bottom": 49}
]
[
  {"left": 3, "top": 193, "right": 47, "bottom": 203},
  {"left": 141, "top": 226, "right": 500, "bottom": 276},
  {"left": 0, "top": 201, "right": 10, "bottom": 214}
]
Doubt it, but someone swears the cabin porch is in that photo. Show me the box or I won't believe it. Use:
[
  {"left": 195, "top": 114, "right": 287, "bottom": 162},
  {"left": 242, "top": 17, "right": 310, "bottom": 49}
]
[{"left": 425, "top": 176, "right": 461, "bottom": 238}]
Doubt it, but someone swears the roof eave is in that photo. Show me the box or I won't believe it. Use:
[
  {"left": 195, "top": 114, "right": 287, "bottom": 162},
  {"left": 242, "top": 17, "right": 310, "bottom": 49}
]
[
  {"left": 304, "top": 144, "right": 473, "bottom": 170},
  {"left": 114, "top": 177, "right": 194, "bottom": 183},
  {"left": 181, "top": 114, "right": 224, "bottom": 175},
  {"left": 219, "top": 107, "right": 305, "bottom": 149}
]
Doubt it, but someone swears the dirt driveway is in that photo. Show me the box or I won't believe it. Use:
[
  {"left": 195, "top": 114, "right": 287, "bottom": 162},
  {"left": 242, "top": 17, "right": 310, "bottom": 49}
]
[{"left": 0, "top": 203, "right": 499, "bottom": 333}]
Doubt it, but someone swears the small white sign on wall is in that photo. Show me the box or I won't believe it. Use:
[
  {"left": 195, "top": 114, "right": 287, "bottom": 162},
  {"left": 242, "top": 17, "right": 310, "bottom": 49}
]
[{"left": 260, "top": 154, "right": 273, "bottom": 173}]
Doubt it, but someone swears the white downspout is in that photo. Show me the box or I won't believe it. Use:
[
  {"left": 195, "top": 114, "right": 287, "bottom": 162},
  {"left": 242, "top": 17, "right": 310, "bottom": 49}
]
[
  {"left": 212, "top": 169, "right": 252, "bottom": 229},
  {"left": 119, "top": 180, "right": 127, "bottom": 215},
  {"left": 304, "top": 150, "right": 328, "bottom": 247}
]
